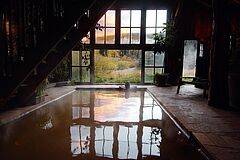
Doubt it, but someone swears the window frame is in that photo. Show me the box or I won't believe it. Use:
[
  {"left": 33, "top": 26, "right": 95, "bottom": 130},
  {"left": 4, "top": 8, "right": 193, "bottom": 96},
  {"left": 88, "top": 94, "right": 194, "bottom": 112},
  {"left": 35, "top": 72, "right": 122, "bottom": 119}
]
[
  {"left": 71, "top": 8, "right": 168, "bottom": 84},
  {"left": 95, "top": 10, "right": 116, "bottom": 44},
  {"left": 120, "top": 10, "right": 141, "bottom": 44}
]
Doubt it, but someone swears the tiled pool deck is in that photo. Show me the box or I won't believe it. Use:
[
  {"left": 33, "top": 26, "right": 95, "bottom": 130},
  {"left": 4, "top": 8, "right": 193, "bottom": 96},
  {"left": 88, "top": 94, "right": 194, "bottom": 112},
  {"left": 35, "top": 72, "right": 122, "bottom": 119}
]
[
  {"left": 148, "top": 85, "right": 240, "bottom": 160},
  {"left": 0, "top": 84, "right": 240, "bottom": 160}
]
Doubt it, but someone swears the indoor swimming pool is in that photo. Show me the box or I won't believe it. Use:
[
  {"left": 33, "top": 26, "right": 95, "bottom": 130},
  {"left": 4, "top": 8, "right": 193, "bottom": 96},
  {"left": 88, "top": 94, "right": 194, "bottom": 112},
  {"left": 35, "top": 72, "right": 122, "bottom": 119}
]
[{"left": 0, "top": 89, "right": 206, "bottom": 160}]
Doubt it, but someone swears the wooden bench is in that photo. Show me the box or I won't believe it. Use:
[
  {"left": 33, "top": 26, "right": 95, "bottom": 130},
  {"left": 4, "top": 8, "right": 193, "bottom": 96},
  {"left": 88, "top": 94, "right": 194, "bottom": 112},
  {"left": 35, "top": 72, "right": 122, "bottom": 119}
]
[{"left": 176, "top": 77, "right": 208, "bottom": 97}]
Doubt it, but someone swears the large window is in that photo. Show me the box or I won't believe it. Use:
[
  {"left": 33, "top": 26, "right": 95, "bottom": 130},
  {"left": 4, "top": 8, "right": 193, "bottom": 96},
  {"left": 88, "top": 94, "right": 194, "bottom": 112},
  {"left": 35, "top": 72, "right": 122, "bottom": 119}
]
[
  {"left": 71, "top": 8, "right": 168, "bottom": 84},
  {"left": 94, "top": 50, "right": 141, "bottom": 83},
  {"left": 96, "top": 10, "right": 116, "bottom": 44},
  {"left": 71, "top": 50, "right": 91, "bottom": 83},
  {"left": 146, "top": 10, "right": 167, "bottom": 44},
  {"left": 144, "top": 51, "right": 165, "bottom": 83},
  {"left": 120, "top": 10, "right": 141, "bottom": 44}
]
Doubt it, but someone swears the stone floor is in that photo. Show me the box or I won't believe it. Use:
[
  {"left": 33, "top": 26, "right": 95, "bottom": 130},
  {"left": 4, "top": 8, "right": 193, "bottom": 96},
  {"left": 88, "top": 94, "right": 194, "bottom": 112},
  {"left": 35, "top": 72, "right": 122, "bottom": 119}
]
[
  {"left": 148, "top": 85, "right": 240, "bottom": 160},
  {"left": 0, "top": 86, "right": 75, "bottom": 126},
  {"left": 0, "top": 84, "right": 240, "bottom": 160}
]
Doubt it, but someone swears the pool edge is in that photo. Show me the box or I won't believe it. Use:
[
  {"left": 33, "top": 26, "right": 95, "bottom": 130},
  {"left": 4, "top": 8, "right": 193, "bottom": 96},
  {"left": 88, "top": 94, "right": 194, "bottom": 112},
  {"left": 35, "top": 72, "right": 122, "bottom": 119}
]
[{"left": 147, "top": 88, "right": 212, "bottom": 160}]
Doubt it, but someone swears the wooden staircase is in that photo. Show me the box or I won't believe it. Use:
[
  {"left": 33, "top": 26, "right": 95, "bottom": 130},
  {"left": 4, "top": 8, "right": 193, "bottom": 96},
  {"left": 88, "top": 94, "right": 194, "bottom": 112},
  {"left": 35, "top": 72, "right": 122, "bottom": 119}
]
[{"left": 0, "top": 0, "right": 117, "bottom": 109}]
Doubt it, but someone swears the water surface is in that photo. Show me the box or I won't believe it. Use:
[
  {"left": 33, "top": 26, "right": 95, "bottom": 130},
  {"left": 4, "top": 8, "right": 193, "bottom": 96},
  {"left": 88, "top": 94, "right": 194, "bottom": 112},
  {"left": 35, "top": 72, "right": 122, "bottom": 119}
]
[{"left": 0, "top": 89, "right": 205, "bottom": 160}]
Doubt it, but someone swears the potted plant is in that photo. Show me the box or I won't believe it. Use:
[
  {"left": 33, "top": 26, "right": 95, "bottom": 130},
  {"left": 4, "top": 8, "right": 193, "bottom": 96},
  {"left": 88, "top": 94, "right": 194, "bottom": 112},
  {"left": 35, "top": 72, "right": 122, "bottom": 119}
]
[
  {"left": 153, "top": 20, "right": 176, "bottom": 85},
  {"left": 48, "top": 58, "right": 70, "bottom": 86},
  {"left": 153, "top": 20, "right": 175, "bottom": 54},
  {"left": 154, "top": 72, "right": 169, "bottom": 87},
  {"left": 30, "top": 78, "right": 48, "bottom": 104}
]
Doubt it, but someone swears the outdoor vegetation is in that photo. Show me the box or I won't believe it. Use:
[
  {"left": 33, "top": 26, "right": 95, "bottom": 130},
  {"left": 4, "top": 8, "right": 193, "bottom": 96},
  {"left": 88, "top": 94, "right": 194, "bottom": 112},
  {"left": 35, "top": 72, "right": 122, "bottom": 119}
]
[
  {"left": 94, "top": 50, "right": 141, "bottom": 83},
  {"left": 48, "top": 58, "right": 70, "bottom": 83}
]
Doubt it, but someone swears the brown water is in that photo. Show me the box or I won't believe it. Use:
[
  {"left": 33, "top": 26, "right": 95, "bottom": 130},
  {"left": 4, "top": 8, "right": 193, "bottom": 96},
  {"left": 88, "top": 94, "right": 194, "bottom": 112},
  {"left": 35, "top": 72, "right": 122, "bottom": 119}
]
[{"left": 0, "top": 89, "right": 206, "bottom": 160}]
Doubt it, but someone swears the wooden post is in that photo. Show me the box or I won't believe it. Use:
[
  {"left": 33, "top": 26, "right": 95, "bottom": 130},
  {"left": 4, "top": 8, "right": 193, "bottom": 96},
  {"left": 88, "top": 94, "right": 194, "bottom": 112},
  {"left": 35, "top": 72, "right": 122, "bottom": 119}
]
[{"left": 208, "top": 0, "right": 230, "bottom": 107}]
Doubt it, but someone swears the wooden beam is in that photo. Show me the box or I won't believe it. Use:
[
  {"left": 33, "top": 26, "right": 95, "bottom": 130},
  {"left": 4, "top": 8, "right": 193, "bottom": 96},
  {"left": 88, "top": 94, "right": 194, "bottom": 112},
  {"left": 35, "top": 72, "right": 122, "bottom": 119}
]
[{"left": 208, "top": 0, "right": 230, "bottom": 107}]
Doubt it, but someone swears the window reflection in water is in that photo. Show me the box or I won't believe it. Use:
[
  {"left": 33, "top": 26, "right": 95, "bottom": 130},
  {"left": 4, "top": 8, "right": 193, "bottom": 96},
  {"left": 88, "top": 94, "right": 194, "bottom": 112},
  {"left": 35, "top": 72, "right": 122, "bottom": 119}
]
[
  {"left": 70, "top": 125, "right": 90, "bottom": 156},
  {"left": 0, "top": 90, "right": 205, "bottom": 160},
  {"left": 70, "top": 90, "right": 163, "bottom": 158},
  {"left": 95, "top": 126, "right": 113, "bottom": 158}
]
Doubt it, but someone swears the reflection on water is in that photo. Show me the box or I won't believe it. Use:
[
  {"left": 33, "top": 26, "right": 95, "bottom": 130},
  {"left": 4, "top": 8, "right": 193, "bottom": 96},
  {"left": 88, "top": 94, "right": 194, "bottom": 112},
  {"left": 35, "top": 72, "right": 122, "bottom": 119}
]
[{"left": 0, "top": 90, "right": 205, "bottom": 160}]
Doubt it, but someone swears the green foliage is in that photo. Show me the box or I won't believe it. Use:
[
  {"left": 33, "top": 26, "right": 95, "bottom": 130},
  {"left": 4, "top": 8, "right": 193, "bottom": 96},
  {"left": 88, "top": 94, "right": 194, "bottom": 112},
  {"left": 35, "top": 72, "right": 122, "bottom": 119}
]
[
  {"left": 145, "top": 75, "right": 154, "bottom": 83},
  {"left": 153, "top": 20, "right": 176, "bottom": 53},
  {"left": 117, "top": 61, "right": 129, "bottom": 70},
  {"left": 182, "top": 77, "right": 193, "bottom": 82},
  {"left": 119, "top": 56, "right": 136, "bottom": 68},
  {"left": 36, "top": 78, "right": 48, "bottom": 96},
  {"left": 154, "top": 73, "right": 169, "bottom": 87},
  {"left": 48, "top": 58, "right": 70, "bottom": 83},
  {"left": 95, "top": 53, "right": 117, "bottom": 75},
  {"left": 95, "top": 72, "right": 140, "bottom": 83},
  {"left": 94, "top": 51, "right": 141, "bottom": 83}
]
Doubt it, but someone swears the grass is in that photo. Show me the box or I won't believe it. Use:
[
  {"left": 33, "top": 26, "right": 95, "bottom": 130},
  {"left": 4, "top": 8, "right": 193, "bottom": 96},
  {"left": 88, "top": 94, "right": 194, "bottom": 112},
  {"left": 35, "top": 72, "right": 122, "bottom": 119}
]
[
  {"left": 94, "top": 52, "right": 141, "bottom": 83},
  {"left": 95, "top": 70, "right": 140, "bottom": 83}
]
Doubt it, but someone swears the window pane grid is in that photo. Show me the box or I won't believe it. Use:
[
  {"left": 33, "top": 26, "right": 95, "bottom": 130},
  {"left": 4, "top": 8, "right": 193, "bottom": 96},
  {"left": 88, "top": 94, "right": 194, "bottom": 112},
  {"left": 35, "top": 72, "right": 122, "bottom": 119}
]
[
  {"left": 157, "top": 10, "right": 167, "bottom": 27},
  {"left": 92, "top": 9, "right": 168, "bottom": 84},
  {"left": 144, "top": 50, "right": 165, "bottom": 83},
  {"left": 121, "top": 10, "right": 141, "bottom": 44},
  {"left": 71, "top": 51, "right": 91, "bottom": 83},
  {"left": 146, "top": 10, "right": 167, "bottom": 44},
  {"left": 121, "top": 10, "right": 130, "bottom": 27},
  {"left": 96, "top": 10, "right": 115, "bottom": 44},
  {"left": 121, "top": 28, "right": 130, "bottom": 44},
  {"left": 106, "top": 10, "right": 115, "bottom": 27}
]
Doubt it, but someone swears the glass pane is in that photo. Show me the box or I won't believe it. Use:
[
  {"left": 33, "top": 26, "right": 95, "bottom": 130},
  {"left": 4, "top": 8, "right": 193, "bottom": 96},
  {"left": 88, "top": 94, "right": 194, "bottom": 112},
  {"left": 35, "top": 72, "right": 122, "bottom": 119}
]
[
  {"left": 98, "top": 15, "right": 105, "bottom": 26},
  {"left": 121, "top": 28, "right": 130, "bottom": 44},
  {"left": 145, "top": 51, "right": 154, "bottom": 66},
  {"left": 199, "top": 44, "right": 204, "bottom": 57},
  {"left": 81, "top": 107, "right": 90, "bottom": 118},
  {"left": 72, "top": 90, "right": 90, "bottom": 105},
  {"left": 81, "top": 51, "right": 90, "bottom": 66},
  {"left": 118, "top": 125, "right": 138, "bottom": 159},
  {"left": 70, "top": 125, "right": 80, "bottom": 155},
  {"left": 143, "top": 104, "right": 162, "bottom": 121},
  {"left": 72, "top": 67, "right": 80, "bottom": 81},
  {"left": 81, "top": 67, "right": 90, "bottom": 82},
  {"left": 81, "top": 37, "right": 90, "bottom": 44},
  {"left": 155, "top": 52, "right": 165, "bottom": 66},
  {"left": 106, "top": 28, "right": 115, "bottom": 44},
  {"left": 81, "top": 32, "right": 90, "bottom": 44},
  {"left": 157, "top": 10, "right": 167, "bottom": 27},
  {"left": 155, "top": 68, "right": 164, "bottom": 74},
  {"left": 72, "top": 51, "right": 79, "bottom": 66},
  {"left": 80, "top": 90, "right": 90, "bottom": 105},
  {"left": 142, "top": 127, "right": 161, "bottom": 156},
  {"left": 146, "top": 10, "right": 156, "bottom": 27},
  {"left": 131, "top": 10, "right": 141, "bottom": 27},
  {"left": 121, "top": 10, "right": 130, "bottom": 27},
  {"left": 144, "top": 68, "right": 154, "bottom": 83},
  {"left": 95, "top": 126, "right": 113, "bottom": 158},
  {"left": 72, "top": 107, "right": 80, "bottom": 120},
  {"left": 106, "top": 10, "right": 115, "bottom": 27},
  {"left": 70, "top": 125, "right": 90, "bottom": 155},
  {"left": 131, "top": 28, "right": 140, "bottom": 44},
  {"left": 96, "top": 29, "right": 105, "bottom": 44},
  {"left": 94, "top": 50, "right": 141, "bottom": 83},
  {"left": 183, "top": 40, "right": 198, "bottom": 77},
  {"left": 146, "top": 28, "right": 155, "bottom": 44},
  {"left": 156, "top": 27, "right": 165, "bottom": 36}
]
